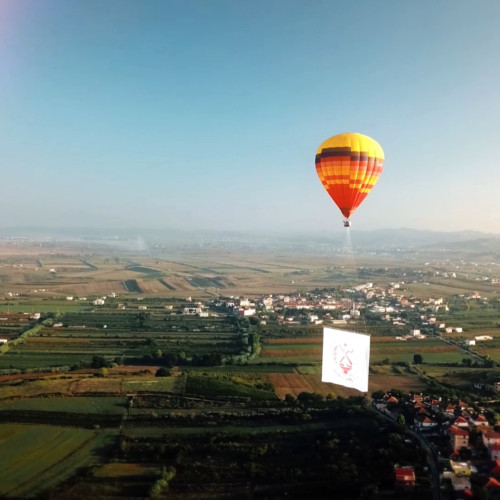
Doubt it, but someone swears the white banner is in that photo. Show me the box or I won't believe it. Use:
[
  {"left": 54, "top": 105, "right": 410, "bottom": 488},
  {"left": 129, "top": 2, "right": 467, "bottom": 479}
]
[{"left": 322, "top": 327, "right": 370, "bottom": 392}]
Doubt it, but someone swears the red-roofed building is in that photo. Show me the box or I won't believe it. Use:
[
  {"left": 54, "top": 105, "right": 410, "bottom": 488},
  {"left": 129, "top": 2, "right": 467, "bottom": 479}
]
[
  {"left": 395, "top": 466, "right": 416, "bottom": 487},
  {"left": 485, "top": 477, "right": 500, "bottom": 488},
  {"left": 419, "top": 416, "right": 437, "bottom": 429},
  {"left": 483, "top": 431, "right": 500, "bottom": 448},
  {"left": 489, "top": 443, "right": 500, "bottom": 461},
  {"left": 491, "top": 461, "right": 500, "bottom": 475},
  {"left": 448, "top": 425, "right": 469, "bottom": 451},
  {"left": 454, "top": 416, "right": 469, "bottom": 428},
  {"left": 472, "top": 414, "right": 489, "bottom": 427},
  {"left": 431, "top": 400, "right": 441, "bottom": 411},
  {"left": 445, "top": 404, "right": 456, "bottom": 417}
]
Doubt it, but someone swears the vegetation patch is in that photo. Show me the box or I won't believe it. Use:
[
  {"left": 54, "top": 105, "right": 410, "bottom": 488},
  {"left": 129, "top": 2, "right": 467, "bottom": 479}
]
[
  {"left": 122, "top": 280, "right": 142, "bottom": 293},
  {"left": 0, "top": 424, "right": 108, "bottom": 498},
  {"left": 185, "top": 374, "right": 277, "bottom": 401}
]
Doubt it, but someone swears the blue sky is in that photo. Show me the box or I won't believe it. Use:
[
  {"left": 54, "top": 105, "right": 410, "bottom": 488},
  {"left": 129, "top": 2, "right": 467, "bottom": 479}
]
[{"left": 2, "top": 0, "right": 500, "bottom": 233}]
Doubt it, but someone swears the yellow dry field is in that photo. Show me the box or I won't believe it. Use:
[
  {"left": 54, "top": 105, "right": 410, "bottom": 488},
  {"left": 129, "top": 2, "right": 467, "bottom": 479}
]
[
  {"left": 0, "top": 371, "right": 165, "bottom": 399},
  {"left": 0, "top": 241, "right": 448, "bottom": 298},
  {"left": 268, "top": 373, "right": 339, "bottom": 399},
  {"left": 135, "top": 279, "right": 171, "bottom": 294},
  {"left": 47, "top": 280, "right": 127, "bottom": 296}
]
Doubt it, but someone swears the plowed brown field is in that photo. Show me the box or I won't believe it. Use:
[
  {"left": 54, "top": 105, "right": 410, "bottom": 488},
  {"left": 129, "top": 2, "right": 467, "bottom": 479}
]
[{"left": 267, "top": 373, "right": 336, "bottom": 398}]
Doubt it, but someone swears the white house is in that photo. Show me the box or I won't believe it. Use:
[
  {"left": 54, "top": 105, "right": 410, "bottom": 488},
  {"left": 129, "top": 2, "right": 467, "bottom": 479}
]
[{"left": 483, "top": 431, "right": 500, "bottom": 448}]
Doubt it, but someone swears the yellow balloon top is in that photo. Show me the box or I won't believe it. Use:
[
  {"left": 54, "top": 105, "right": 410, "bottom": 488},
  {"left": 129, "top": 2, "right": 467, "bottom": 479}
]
[{"left": 316, "top": 132, "right": 384, "bottom": 160}]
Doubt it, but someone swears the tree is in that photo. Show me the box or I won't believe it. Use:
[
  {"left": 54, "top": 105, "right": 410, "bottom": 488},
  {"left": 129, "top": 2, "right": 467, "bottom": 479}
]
[
  {"left": 397, "top": 413, "right": 406, "bottom": 428},
  {"left": 91, "top": 355, "right": 109, "bottom": 368},
  {"left": 413, "top": 354, "right": 423, "bottom": 364},
  {"left": 156, "top": 367, "right": 172, "bottom": 377}
]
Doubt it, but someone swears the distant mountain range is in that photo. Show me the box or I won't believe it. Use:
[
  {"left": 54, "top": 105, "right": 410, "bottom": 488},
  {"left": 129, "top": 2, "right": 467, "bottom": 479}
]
[
  {"left": 337, "top": 228, "right": 500, "bottom": 250},
  {"left": 0, "top": 226, "right": 499, "bottom": 254}
]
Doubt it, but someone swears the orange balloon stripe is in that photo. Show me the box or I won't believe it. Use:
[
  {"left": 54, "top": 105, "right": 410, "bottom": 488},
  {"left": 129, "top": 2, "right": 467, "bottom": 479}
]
[
  {"left": 350, "top": 157, "right": 381, "bottom": 211},
  {"left": 316, "top": 155, "right": 382, "bottom": 219}
]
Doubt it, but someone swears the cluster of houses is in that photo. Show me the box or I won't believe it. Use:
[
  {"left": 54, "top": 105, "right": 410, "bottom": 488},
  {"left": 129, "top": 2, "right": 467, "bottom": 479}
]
[
  {"left": 208, "top": 280, "right": 497, "bottom": 351},
  {"left": 213, "top": 284, "right": 461, "bottom": 333},
  {"left": 378, "top": 392, "right": 500, "bottom": 497}
]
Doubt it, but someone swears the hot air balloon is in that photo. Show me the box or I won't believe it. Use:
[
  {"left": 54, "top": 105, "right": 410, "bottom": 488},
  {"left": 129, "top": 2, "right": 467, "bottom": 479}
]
[{"left": 315, "top": 133, "right": 384, "bottom": 227}]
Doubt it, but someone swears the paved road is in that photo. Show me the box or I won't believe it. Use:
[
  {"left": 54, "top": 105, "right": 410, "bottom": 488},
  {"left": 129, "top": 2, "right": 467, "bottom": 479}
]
[
  {"left": 438, "top": 334, "right": 484, "bottom": 362},
  {"left": 372, "top": 402, "right": 441, "bottom": 500}
]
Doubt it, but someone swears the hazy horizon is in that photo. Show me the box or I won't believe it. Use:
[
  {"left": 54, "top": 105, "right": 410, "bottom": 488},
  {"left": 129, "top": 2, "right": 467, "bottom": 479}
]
[
  {"left": 1, "top": 224, "right": 499, "bottom": 242},
  {"left": 2, "top": 1, "right": 500, "bottom": 233}
]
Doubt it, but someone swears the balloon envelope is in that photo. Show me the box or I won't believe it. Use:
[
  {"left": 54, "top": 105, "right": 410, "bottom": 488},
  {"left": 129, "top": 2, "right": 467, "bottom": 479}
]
[{"left": 315, "top": 133, "right": 384, "bottom": 219}]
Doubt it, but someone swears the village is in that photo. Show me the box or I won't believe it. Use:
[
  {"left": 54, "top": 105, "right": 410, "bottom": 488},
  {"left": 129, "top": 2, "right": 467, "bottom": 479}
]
[
  {"left": 210, "top": 279, "right": 492, "bottom": 347},
  {"left": 374, "top": 390, "right": 500, "bottom": 498},
  {"left": 2, "top": 272, "right": 500, "bottom": 498}
]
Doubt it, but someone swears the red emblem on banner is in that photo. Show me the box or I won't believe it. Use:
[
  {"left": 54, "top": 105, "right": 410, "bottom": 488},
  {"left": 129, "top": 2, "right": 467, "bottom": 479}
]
[{"left": 334, "top": 343, "right": 353, "bottom": 375}]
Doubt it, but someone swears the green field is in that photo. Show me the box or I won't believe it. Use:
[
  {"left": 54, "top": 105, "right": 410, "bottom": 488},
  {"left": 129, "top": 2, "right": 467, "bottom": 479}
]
[
  {"left": 370, "top": 338, "right": 477, "bottom": 364},
  {"left": 0, "top": 304, "right": 90, "bottom": 313},
  {"left": 0, "top": 396, "right": 127, "bottom": 414},
  {"left": 123, "top": 376, "right": 181, "bottom": 392},
  {"left": 0, "top": 424, "right": 115, "bottom": 498}
]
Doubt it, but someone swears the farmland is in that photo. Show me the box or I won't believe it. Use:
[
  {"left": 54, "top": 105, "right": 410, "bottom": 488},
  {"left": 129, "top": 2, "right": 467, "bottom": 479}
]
[
  {"left": 0, "top": 239, "right": 500, "bottom": 497},
  {"left": 0, "top": 424, "right": 115, "bottom": 498}
]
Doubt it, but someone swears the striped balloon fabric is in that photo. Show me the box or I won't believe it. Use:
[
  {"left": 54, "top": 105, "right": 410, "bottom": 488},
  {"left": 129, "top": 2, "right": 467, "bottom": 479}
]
[{"left": 315, "top": 132, "right": 384, "bottom": 220}]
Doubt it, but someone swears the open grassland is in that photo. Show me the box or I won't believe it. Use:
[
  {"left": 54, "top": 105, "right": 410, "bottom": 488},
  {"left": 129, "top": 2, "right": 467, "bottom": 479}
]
[
  {"left": 260, "top": 335, "right": 476, "bottom": 366},
  {"left": 405, "top": 278, "right": 500, "bottom": 299},
  {"left": 472, "top": 343, "right": 500, "bottom": 363},
  {"left": 0, "top": 312, "right": 242, "bottom": 370},
  {"left": 0, "top": 424, "right": 115, "bottom": 498},
  {"left": 0, "top": 372, "right": 182, "bottom": 399},
  {"left": 0, "top": 242, "right": 434, "bottom": 299},
  {"left": 416, "top": 365, "right": 499, "bottom": 389},
  {"left": 0, "top": 396, "right": 127, "bottom": 414},
  {"left": 0, "top": 303, "right": 88, "bottom": 314},
  {"left": 185, "top": 373, "right": 277, "bottom": 401},
  {"left": 371, "top": 337, "right": 476, "bottom": 364},
  {"left": 441, "top": 310, "right": 500, "bottom": 332},
  {"left": 123, "top": 375, "right": 183, "bottom": 393}
]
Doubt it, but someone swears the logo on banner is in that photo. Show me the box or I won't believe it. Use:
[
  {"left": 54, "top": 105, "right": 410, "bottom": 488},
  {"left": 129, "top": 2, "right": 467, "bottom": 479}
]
[
  {"left": 322, "top": 327, "right": 370, "bottom": 392},
  {"left": 334, "top": 343, "right": 353, "bottom": 375}
]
